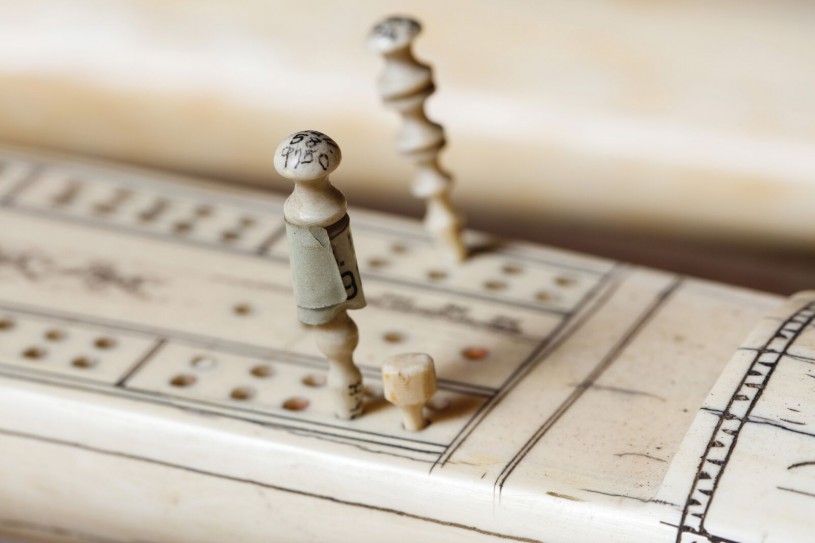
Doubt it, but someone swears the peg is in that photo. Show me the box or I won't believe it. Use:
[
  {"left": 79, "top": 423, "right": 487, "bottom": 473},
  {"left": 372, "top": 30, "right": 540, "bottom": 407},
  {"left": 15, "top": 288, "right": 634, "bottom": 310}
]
[
  {"left": 382, "top": 353, "right": 437, "bottom": 431},
  {"left": 275, "top": 130, "right": 366, "bottom": 419},
  {"left": 369, "top": 16, "right": 467, "bottom": 263}
]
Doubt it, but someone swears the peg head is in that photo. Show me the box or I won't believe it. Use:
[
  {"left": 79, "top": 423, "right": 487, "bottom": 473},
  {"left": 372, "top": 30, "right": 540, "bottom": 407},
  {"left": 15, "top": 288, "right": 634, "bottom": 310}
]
[
  {"left": 368, "top": 16, "right": 421, "bottom": 54},
  {"left": 274, "top": 130, "right": 342, "bottom": 182}
]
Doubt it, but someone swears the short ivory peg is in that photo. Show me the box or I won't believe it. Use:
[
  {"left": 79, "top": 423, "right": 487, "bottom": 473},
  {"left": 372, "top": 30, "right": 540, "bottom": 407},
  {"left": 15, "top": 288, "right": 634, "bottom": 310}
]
[{"left": 382, "top": 353, "right": 437, "bottom": 431}]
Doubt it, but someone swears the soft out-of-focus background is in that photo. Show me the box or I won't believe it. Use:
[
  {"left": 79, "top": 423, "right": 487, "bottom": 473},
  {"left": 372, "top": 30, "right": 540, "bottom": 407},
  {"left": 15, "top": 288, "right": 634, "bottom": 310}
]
[{"left": 0, "top": 0, "right": 814, "bottom": 294}]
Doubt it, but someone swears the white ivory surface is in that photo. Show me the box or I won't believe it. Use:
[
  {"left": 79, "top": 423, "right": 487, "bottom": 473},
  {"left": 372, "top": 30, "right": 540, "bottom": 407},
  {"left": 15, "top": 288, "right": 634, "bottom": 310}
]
[
  {"left": 0, "top": 148, "right": 813, "bottom": 542},
  {"left": 0, "top": 2, "right": 813, "bottom": 245}
]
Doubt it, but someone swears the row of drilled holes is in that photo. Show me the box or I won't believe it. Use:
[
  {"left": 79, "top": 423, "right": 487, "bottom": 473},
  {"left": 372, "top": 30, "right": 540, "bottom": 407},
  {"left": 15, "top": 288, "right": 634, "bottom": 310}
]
[
  {"left": 383, "top": 332, "right": 490, "bottom": 361},
  {"left": 51, "top": 186, "right": 262, "bottom": 244},
  {"left": 171, "top": 355, "right": 452, "bottom": 413},
  {"left": 366, "top": 246, "right": 578, "bottom": 302},
  {"left": 0, "top": 320, "right": 116, "bottom": 369},
  {"left": 170, "top": 356, "right": 328, "bottom": 411}
]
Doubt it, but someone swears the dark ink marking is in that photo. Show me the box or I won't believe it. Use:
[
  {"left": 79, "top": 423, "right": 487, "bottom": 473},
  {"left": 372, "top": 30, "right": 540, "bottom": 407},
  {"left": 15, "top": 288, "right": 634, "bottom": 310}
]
[
  {"left": 780, "top": 418, "right": 806, "bottom": 426},
  {"left": 613, "top": 452, "right": 666, "bottom": 463},
  {"left": 778, "top": 486, "right": 815, "bottom": 499}
]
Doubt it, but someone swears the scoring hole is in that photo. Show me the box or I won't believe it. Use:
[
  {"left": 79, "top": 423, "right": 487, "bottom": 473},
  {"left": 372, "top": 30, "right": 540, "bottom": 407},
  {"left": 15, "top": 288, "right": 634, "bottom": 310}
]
[
  {"left": 502, "top": 264, "right": 523, "bottom": 275},
  {"left": 170, "top": 374, "right": 197, "bottom": 387},
  {"left": 390, "top": 243, "right": 409, "bottom": 254},
  {"left": 302, "top": 373, "right": 326, "bottom": 388},
  {"left": 250, "top": 364, "right": 273, "bottom": 378},
  {"left": 22, "top": 346, "right": 47, "bottom": 360},
  {"left": 555, "top": 276, "right": 577, "bottom": 287},
  {"left": 221, "top": 230, "right": 240, "bottom": 243},
  {"left": 44, "top": 329, "right": 66, "bottom": 342},
  {"left": 367, "top": 258, "right": 389, "bottom": 269},
  {"left": 427, "top": 397, "right": 451, "bottom": 411},
  {"left": 484, "top": 280, "right": 507, "bottom": 291},
  {"left": 94, "top": 337, "right": 117, "bottom": 350},
  {"left": 535, "top": 291, "right": 553, "bottom": 302},
  {"left": 282, "top": 397, "right": 310, "bottom": 411},
  {"left": 382, "top": 331, "right": 405, "bottom": 343},
  {"left": 194, "top": 205, "right": 213, "bottom": 217},
  {"left": 461, "top": 346, "right": 489, "bottom": 361},
  {"left": 92, "top": 203, "right": 114, "bottom": 215},
  {"left": 426, "top": 270, "right": 448, "bottom": 281},
  {"left": 72, "top": 356, "right": 97, "bottom": 369},
  {"left": 233, "top": 303, "right": 252, "bottom": 316},
  {"left": 190, "top": 355, "right": 217, "bottom": 370},
  {"left": 0, "top": 318, "right": 15, "bottom": 330},
  {"left": 230, "top": 387, "right": 255, "bottom": 401},
  {"left": 238, "top": 216, "right": 256, "bottom": 227},
  {"left": 173, "top": 221, "right": 193, "bottom": 234}
]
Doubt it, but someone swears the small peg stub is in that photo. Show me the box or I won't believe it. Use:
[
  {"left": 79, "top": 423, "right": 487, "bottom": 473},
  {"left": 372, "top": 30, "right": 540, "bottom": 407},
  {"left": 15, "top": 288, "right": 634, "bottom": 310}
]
[
  {"left": 382, "top": 353, "right": 437, "bottom": 431},
  {"left": 275, "top": 130, "right": 366, "bottom": 420}
]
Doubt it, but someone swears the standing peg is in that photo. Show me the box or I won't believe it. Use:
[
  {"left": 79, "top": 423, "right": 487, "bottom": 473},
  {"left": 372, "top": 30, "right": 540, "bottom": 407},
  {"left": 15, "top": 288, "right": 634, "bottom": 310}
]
[
  {"left": 368, "top": 16, "right": 467, "bottom": 263},
  {"left": 382, "top": 353, "right": 437, "bottom": 431},
  {"left": 275, "top": 130, "right": 366, "bottom": 419}
]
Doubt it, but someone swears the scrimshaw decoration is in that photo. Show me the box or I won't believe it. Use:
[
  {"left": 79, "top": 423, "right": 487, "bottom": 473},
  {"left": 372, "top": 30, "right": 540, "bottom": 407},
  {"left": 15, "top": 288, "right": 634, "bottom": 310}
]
[{"left": 0, "top": 147, "right": 812, "bottom": 543}]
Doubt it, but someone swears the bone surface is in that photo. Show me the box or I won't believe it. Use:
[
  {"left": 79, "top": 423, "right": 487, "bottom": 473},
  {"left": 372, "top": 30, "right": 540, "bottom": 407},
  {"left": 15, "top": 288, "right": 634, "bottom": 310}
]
[
  {"left": 382, "top": 353, "right": 437, "bottom": 431},
  {"left": 275, "top": 131, "right": 365, "bottom": 419},
  {"left": 369, "top": 16, "right": 467, "bottom": 263}
]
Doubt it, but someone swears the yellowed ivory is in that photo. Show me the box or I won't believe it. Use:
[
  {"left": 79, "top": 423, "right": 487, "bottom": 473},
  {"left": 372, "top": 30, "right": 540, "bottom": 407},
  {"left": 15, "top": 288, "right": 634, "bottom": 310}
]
[
  {"left": 276, "top": 130, "right": 365, "bottom": 419},
  {"left": 382, "top": 353, "right": 437, "bottom": 431},
  {"left": 369, "top": 16, "right": 467, "bottom": 263},
  {"left": 0, "top": 147, "right": 812, "bottom": 542}
]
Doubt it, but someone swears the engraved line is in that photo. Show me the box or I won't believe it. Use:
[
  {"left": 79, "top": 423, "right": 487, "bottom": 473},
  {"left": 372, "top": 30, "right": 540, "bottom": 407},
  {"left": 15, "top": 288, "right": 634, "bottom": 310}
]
[
  {"left": 494, "top": 277, "right": 682, "bottom": 494},
  {"left": 3, "top": 203, "right": 585, "bottom": 317},
  {"left": 745, "top": 418, "right": 815, "bottom": 440},
  {"left": 114, "top": 338, "right": 167, "bottom": 387},
  {"left": 697, "top": 305, "right": 815, "bottom": 537},
  {"left": 0, "top": 427, "right": 547, "bottom": 543},
  {"left": 351, "top": 220, "right": 609, "bottom": 276},
  {"left": 0, "top": 163, "right": 44, "bottom": 205},
  {"left": 255, "top": 223, "right": 287, "bottom": 255},
  {"left": 5, "top": 204, "right": 277, "bottom": 261},
  {"left": 580, "top": 488, "right": 678, "bottom": 507},
  {"left": 0, "top": 517, "right": 151, "bottom": 543},
  {"left": 0, "top": 368, "right": 447, "bottom": 454},
  {"left": 777, "top": 486, "right": 815, "bottom": 499},
  {"left": 431, "top": 264, "right": 626, "bottom": 473},
  {"left": 675, "top": 301, "right": 815, "bottom": 542},
  {"left": 362, "top": 269, "right": 571, "bottom": 315}
]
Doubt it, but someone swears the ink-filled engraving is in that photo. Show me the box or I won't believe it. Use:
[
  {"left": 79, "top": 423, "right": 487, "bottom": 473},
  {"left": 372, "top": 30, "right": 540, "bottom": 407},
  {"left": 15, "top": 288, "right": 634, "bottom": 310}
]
[{"left": 2, "top": 147, "right": 809, "bottom": 543}]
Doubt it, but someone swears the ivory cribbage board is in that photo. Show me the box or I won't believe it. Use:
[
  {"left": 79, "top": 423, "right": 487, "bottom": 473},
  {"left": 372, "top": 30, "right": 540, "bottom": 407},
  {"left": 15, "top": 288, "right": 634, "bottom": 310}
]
[{"left": 0, "top": 147, "right": 813, "bottom": 543}]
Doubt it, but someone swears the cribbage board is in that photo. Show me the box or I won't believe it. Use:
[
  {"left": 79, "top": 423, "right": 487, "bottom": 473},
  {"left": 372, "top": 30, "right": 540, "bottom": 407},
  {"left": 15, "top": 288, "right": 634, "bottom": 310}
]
[{"left": 0, "top": 147, "right": 813, "bottom": 543}]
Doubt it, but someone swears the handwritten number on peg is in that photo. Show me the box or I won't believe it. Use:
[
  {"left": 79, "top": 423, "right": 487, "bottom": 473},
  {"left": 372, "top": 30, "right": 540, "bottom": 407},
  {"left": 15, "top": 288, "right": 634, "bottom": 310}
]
[{"left": 342, "top": 271, "right": 359, "bottom": 300}]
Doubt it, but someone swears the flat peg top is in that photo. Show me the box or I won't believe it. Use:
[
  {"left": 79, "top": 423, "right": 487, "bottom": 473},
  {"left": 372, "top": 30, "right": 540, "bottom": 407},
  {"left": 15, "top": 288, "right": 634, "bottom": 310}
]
[
  {"left": 368, "top": 16, "right": 421, "bottom": 54},
  {"left": 274, "top": 130, "right": 342, "bottom": 182},
  {"left": 382, "top": 353, "right": 436, "bottom": 407}
]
